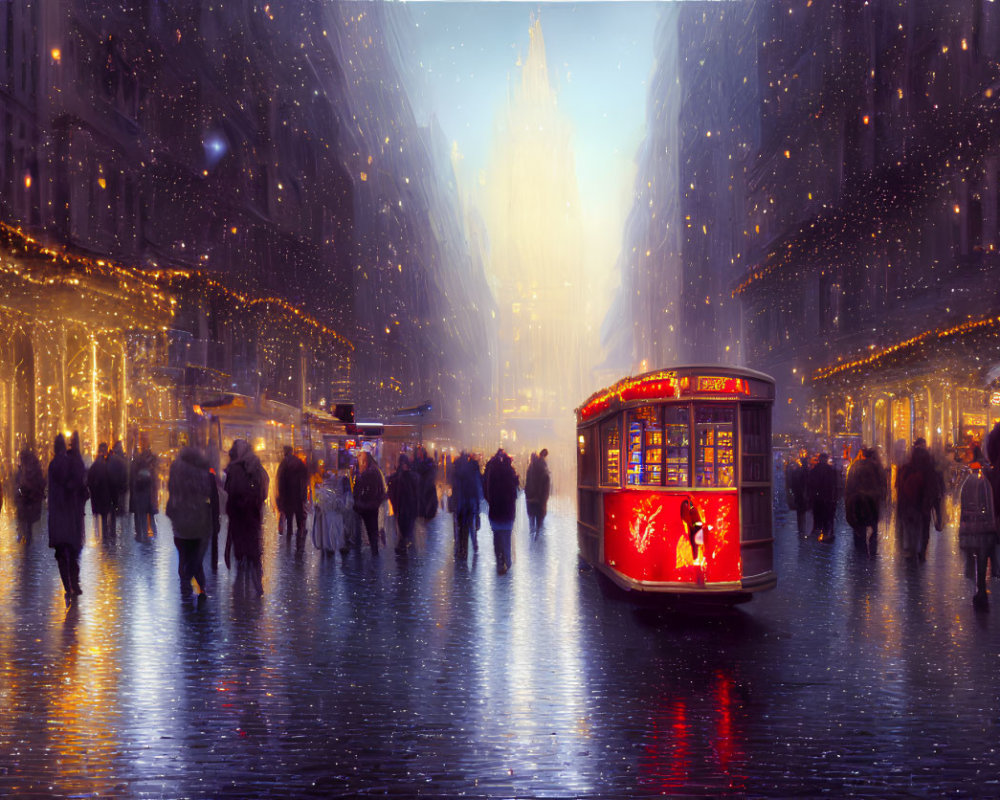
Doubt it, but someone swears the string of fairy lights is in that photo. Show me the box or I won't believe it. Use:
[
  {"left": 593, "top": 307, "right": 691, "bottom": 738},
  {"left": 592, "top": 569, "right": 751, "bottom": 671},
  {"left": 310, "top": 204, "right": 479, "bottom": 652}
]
[{"left": 813, "top": 315, "right": 1000, "bottom": 382}]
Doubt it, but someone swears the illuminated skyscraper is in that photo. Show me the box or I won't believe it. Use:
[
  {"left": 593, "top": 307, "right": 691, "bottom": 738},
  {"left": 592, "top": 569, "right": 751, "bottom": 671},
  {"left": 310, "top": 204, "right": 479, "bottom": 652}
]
[{"left": 484, "top": 17, "right": 585, "bottom": 443}]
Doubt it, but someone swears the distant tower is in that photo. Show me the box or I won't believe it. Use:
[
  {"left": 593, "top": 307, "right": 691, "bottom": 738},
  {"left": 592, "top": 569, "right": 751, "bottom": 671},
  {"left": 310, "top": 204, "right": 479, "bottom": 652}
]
[{"left": 484, "top": 16, "right": 585, "bottom": 443}]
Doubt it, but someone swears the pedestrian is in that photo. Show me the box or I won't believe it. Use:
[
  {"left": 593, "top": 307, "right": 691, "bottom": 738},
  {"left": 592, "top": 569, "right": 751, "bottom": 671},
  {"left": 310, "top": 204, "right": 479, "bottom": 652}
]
[
  {"left": 388, "top": 453, "right": 420, "bottom": 553},
  {"left": 48, "top": 433, "right": 88, "bottom": 603},
  {"left": 844, "top": 447, "right": 887, "bottom": 552},
  {"left": 276, "top": 445, "right": 310, "bottom": 539},
  {"left": 14, "top": 446, "right": 45, "bottom": 543},
  {"left": 786, "top": 449, "right": 810, "bottom": 534},
  {"left": 807, "top": 452, "right": 838, "bottom": 541},
  {"left": 130, "top": 437, "right": 159, "bottom": 539},
  {"left": 896, "top": 439, "right": 941, "bottom": 561},
  {"left": 311, "top": 470, "right": 352, "bottom": 555},
  {"left": 108, "top": 440, "right": 129, "bottom": 536},
  {"left": 167, "top": 446, "right": 220, "bottom": 603},
  {"left": 224, "top": 439, "right": 269, "bottom": 595},
  {"left": 87, "top": 442, "right": 115, "bottom": 540},
  {"left": 958, "top": 457, "right": 997, "bottom": 609},
  {"left": 483, "top": 447, "right": 519, "bottom": 574},
  {"left": 524, "top": 448, "right": 551, "bottom": 532},
  {"left": 450, "top": 451, "right": 483, "bottom": 559},
  {"left": 352, "top": 444, "right": 386, "bottom": 556},
  {"left": 413, "top": 444, "right": 438, "bottom": 520}
]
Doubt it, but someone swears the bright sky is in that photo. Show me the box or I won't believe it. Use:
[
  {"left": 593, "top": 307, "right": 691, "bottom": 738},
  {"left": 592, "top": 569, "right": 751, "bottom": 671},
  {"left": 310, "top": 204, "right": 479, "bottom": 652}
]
[{"left": 404, "top": 1, "right": 662, "bottom": 290}]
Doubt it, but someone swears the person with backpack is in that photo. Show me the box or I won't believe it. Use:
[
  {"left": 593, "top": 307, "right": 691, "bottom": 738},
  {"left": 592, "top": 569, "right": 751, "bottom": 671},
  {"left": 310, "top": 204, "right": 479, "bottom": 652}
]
[
  {"left": 353, "top": 444, "right": 386, "bottom": 556},
  {"left": 224, "top": 439, "right": 269, "bottom": 595},
  {"left": 167, "top": 446, "right": 220, "bottom": 603},
  {"left": 958, "top": 452, "right": 997, "bottom": 609}
]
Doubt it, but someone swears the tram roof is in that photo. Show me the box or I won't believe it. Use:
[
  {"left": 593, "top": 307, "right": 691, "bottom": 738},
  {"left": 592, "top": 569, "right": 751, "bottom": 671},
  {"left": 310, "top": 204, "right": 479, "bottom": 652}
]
[{"left": 577, "top": 364, "right": 775, "bottom": 423}]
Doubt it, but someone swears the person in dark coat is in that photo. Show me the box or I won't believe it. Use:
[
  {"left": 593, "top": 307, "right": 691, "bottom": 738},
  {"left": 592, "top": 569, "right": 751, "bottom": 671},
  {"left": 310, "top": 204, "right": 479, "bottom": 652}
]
[
  {"left": 786, "top": 450, "right": 810, "bottom": 534},
  {"left": 807, "top": 452, "right": 838, "bottom": 541},
  {"left": 387, "top": 453, "right": 420, "bottom": 553},
  {"left": 224, "top": 439, "right": 269, "bottom": 595},
  {"left": 450, "top": 451, "right": 483, "bottom": 559},
  {"left": 167, "top": 446, "right": 220, "bottom": 602},
  {"left": 48, "top": 433, "right": 88, "bottom": 602},
  {"left": 896, "top": 440, "right": 941, "bottom": 561},
  {"left": 353, "top": 446, "right": 386, "bottom": 556},
  {"left": 87, "top": 442, "right": 115, "bottom": 540},
  {"left": 844, "top": 447, "right": 888, "bottom": 552},
  {"left": 130, "top": 439, "right": 159, "bottom": 539},
  {"left": 108, "top": 440, "right": 129, "bottom": 536},
  {"left": 524, "top": 448, "right": 551, "bottom": 532},
  {"left": 483, "top": 448, "right": 519, "bottom": 574},
  {"left": 413, "top": 445, "right": 438, "bottom": 520},
  {"left": 276, "top": 446, "right": 310, "bottom": 539},
  {"left": 14, "top": 446, "right": 46, "bottom": 543}
]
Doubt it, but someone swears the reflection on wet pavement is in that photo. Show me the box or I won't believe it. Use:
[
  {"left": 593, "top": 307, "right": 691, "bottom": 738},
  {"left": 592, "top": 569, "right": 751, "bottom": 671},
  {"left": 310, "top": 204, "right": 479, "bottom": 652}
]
[{"left": 1, "top": 496, "right": 998, "bottom": 797}]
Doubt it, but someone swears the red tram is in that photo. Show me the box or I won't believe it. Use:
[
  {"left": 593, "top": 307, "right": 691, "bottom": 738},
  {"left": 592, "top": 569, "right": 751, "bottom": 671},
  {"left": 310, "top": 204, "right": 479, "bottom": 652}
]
[{"left": 576, "top": 366, "right": 776, "bottom": 603}]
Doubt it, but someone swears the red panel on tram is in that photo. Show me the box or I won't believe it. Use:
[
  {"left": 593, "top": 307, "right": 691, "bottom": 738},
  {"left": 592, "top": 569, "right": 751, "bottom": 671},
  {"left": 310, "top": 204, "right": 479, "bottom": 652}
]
[{"left": 603, "top": 491, "right": 741, "bottom": 584}]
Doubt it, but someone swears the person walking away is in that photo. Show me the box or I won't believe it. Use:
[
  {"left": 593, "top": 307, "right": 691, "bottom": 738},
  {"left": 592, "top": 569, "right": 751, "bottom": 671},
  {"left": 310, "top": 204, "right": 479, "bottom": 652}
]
[
  {"left": 524, "top": 448, "right": 552, "bottom": 533},
  {"left": 413, "top": 445, "right": 438, "bottom": 521},
  {"left": 844, "top": 447, "right": 887, "bottom": 552},
  {"left": 224, "top": 439, "right": 269, "bottom": 595},
  {"left": 167, "top": 446, "right": 220, "bottom": 603},
  {"left": 48, "top": 433, "right": 88, "bottom": 603},
  {"left": 130, "top": 439, "right": 159, "bottom": 539},
  {"left": 14, "top": 447, "right": 45, "bottom": 543},
  {"left": 807, "top": 453, "right": 838, "bottom": 541},
  {"left": 958, "top": 458, "right": 997, "bottom": 609},
  {"left": 108, "top": 440, "right": 129, "bottom": 536},
  {"left": 87, "top": 442, "right": 115, "bottom": 541},
  {"left": 353, "top": 445, "right": 386, "bottom": 556},
  {"left": 311, "top": 470, "right": 352, "bottom": 555},
  {"left": 451, "top": 452, "right": 483, "bottom": 559},
  {"left": 786, "top": 450, "right": 810, "bottom": 534},
  {"left": 276, "top": 446, "right": 310, "bottom": 539},
  {"left": 483, "top": 448, "right": 519, "bottom": 574},
  {"left": 896, "top": 440, "right": 939, "bottom": 561},
  {"left": 388, "top": 453, "right": 420, "bottom": 553}
]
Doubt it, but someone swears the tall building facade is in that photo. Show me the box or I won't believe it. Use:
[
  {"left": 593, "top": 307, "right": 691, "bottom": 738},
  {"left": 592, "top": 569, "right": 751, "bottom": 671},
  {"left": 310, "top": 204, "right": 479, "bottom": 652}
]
[
  {"left": 737, "top": 1, "right": 1000, "bottom": 454},
  {"left": 484, "top": 17, "right": 586, "bottom": 445},
  {"left": 608, "top": 3, "right": 756, "bottom": 374},
  {"left": 0, "top": 0, "right": 492, "bottom": 463}
]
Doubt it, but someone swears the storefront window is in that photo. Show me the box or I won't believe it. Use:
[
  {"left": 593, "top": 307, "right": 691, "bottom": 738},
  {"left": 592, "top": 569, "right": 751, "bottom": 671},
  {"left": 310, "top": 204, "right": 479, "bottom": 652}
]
[
  {"left": 601, "top": 419, "right": 621, "bottom": 487},
  {"left": 625, "top": 406, "right": 663, "bottom": 486},
  {"left": 664, "top": 405, "right": 690, "bottom": 486},
  {"left": 695, "top": 406, "right": 735, "bottom": 487}
]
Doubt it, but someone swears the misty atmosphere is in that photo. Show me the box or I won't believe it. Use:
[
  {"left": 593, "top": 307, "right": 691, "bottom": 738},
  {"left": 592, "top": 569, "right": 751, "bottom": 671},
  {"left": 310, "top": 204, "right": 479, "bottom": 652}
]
[{"left": 2, "top": 2, "right": 1000, "bottom": 798}]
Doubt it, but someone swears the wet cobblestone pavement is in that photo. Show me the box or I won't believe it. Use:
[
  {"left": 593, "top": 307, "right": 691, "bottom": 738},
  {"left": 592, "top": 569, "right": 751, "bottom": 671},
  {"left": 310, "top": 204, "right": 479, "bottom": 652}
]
[{"left": 2, "top": 496, "right": 1000, "bottom": 798}]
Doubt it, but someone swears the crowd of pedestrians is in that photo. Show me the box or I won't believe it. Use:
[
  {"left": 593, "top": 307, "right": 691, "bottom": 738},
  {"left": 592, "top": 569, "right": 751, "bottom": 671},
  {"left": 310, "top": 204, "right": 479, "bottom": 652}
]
[
  {"left": 784, "top": 426, "right": 1000, "bottom": 609},
  {"left": 4, "top": 431, "right": 552, "bottom": 605}
]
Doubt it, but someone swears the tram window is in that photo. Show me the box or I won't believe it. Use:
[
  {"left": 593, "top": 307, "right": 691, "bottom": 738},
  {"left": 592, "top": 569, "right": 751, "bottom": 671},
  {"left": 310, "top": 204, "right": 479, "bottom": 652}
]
[
  {"left": 578, "top": 426, "right": 597, "bottom": 487},
  {"left": 625, "top": 406, "right": 663, "bottom": 486},
  {"left": 694, "top": 406, "right": 735, "bottom": 487},
  {"left": 664, "top": 406, "right": 690, "bottom": 486},
  {"left": 741, "top": 404, "right": 771, "bottom": 483},
  {"left": 601, "top": 420, "right": 621, "bottom": 486}
]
